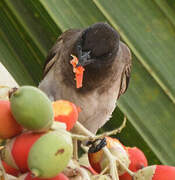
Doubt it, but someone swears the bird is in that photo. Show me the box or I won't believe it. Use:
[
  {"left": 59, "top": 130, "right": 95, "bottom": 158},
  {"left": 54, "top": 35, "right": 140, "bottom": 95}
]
[{"left": 39, "top": 22, "right": 132, "bottom": 134}]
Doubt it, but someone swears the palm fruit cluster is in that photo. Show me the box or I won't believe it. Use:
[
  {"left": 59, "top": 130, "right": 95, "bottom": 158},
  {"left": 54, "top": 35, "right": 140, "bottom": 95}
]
[
  {"left": 0, "top": 85, "right": 175, "bottom": 180},
  {"left": 87, "top": 136, "right": 148, "bottom": 180},
  {"left": 0, "top": 86, "right": 76, "bottom": 180},
  {"left": 87, "top": 136, "right": 175, "bottom": 180}
]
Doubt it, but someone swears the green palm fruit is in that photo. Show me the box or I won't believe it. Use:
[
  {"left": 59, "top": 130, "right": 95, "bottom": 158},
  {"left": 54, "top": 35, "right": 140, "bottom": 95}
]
[
  {"left": 28, "top": 130, "right": 73, "bottom": 178},
  {"left": 9, "top": 86, "right": 53, "bottom": 131}
]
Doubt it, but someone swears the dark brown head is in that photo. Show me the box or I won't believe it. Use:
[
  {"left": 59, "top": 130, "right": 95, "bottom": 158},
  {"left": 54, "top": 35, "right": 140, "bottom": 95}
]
[
  {"left": 43, "top": 22, "right": 123, "bottom": 93},
  {"left": 59, "top": 22, "right": 121, "bottom": 93},
  {"left": 73, "top": 22, "right": 120, "bottom": 69}
]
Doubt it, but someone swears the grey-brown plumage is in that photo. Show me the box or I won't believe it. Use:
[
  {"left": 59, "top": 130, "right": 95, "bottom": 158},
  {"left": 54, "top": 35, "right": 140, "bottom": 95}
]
[{"left": 39, "top": 22, "right": 132, "bottom": 134}]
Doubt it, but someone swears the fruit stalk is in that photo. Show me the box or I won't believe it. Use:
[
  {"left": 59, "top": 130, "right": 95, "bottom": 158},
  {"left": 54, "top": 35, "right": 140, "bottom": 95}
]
[
  {"left": 102, "top": 147, "right": 119, "bottom": 180},
  {"left": 71, "top": 117, "right": 127, "bottom": 141},
  {"left": 95, "top": 116, "right": 127, "bottom": 139},
  {"left": 73, "top": 121, "right": 123, "bottom": 180},
  {"left": 72, "top": 139, "right": 78, "bottom": 161}
]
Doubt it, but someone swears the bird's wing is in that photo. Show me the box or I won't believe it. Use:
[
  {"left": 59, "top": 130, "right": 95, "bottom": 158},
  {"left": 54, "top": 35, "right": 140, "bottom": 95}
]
[
  {"left": 42, "top": 36, "right": 63, "bottom": 78},
  {"left": 118, "top": 42, "right": 132, "bottom": 99},
  {"left": 42, "top": 29, "right": 81, "bottom": 78}
]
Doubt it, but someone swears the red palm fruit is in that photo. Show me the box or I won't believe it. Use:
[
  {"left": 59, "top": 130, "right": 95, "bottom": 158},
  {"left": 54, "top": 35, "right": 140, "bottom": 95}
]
[
  {"left": 88, "top": 137, "right": 130, "bottom": 175},
  {"left": 88, "top": 147, "right": 103, "bottom": 173},
  {"left": 2, "top": 161, "right": 20, "bottom": 177},
  {"left": 18, "top": 172, "right": 69, "bottom": 180},
  {"left": 119, "top": 147, "right": 148, "bottom": 180},
  {"left": 153, "top": 165, "right": 175, "bottom": 180},
  {"left": 52, "top": 100, "right": 78, "bottom": 131},
  {"left": 0, "top": 100, "right": 22, "bottom": 139},
  {"left": 1, "top": 132, "right": 44, "bottom": 173},
  {"left": 133, "top": 165, "right": 175, "bottom": 180}
]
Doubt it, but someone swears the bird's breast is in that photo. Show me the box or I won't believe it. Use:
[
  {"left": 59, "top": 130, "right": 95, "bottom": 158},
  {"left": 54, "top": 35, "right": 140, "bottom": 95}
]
[{"left": 53, "top": 82, "right": 119, "bottom": 134}]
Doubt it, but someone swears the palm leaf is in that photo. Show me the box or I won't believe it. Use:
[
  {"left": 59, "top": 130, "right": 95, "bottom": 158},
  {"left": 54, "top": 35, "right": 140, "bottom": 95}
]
[{"left": 1, "top": 0, "right": 174, "bottom": 165}]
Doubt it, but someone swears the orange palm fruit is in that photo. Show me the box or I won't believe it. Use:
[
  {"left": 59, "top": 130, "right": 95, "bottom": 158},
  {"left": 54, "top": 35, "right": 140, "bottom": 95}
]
[
  {"left": 79, "top": 153, "right": 98, "bottom": 175},
  {"left": 88, "top": 137, "right": 130, "bottom": 175},
  {"left": 0, "top": 100, "right": 22, "bottom": 139},
  {"left": 52, "top": 100, "right": 78, "bottom": 131}
]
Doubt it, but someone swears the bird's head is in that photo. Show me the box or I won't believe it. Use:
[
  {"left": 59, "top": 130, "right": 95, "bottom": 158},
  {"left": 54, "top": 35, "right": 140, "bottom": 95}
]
[
  {"left": 74, "top": 22, "right": 120, "bottom": 68},
  {"left": 41, "top": 22, "right": 131, "bottom": 94}
]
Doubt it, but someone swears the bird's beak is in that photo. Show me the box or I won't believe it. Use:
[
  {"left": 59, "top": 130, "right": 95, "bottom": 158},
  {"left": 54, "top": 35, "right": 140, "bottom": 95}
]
[
  {"left": 76, "top": 51, "right": 94, "bottom": 67},
  {"left": 76, "top": 58, "right": 95, "bottom": 67}
]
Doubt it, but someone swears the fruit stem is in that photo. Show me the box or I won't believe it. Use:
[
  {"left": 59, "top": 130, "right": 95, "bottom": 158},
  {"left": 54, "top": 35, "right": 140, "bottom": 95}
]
[
  {"left": 74, "top": 121, "right": 119, "bottom": 180},
  {"left": 74, "top": 120, "right": 135, "bottom": 179},
  {"left": 80, "top": 144, "right": 88, "bottom": 153},
  {"left": 78, "top": 167, "right": 91, "bottom": 180},
  {"left": 8, "top": 87, "right": 18, "bottom": 99},
  {"left": 113, "top": 155, "right": 135, "bottom": 177},
  {"left": 74, "top": 122, "right": 94, "bottom": 137},
  {"left": 72, "top": 117, "right": 126, "bottom": 141},
  {"left": 100, "top": 166, "right": 109, "bottom": 175},
  {"left": 71, "top": 134, "right": 91, "bottom": 140},
  {"left": 95, "top": 116, "right": 127, "bottom": 139},
  {"left": 31, "top": 169, "right": 40, "bottom": 177},
  {"left": 51, "top": 121, "right": 67, "bottom": 131},
  {"left": 103, "top": 147, "right": 119, "bottom": 180},
  {"left": 72, "top": 139, "right": 78, "bottom": 161}
]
